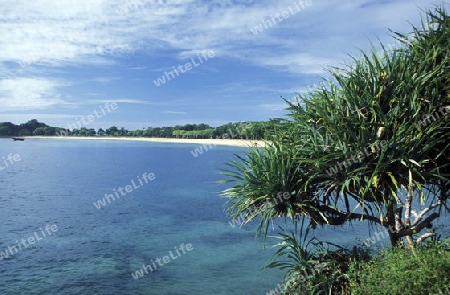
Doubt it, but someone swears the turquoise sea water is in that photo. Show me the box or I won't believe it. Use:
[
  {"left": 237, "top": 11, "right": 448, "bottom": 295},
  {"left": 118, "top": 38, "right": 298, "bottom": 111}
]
[
  {"left": 0, "top": 138, "right": 448, "bottom": 295},
  {"left": 0, "top": 138, "right": 284, "bottom": 295}
]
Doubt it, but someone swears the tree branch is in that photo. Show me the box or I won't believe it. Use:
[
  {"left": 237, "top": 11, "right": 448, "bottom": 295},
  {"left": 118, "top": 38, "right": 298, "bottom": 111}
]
[
  {"left": 416, "top": 233, "right": 435, "bottom": 244},
  {"left": 311, "top": 205, "right": 382, "bottom": 226},
  {"left": 411, "top": 200, "right": 442, "bottom": 227},
  {"left": 404, "top": 184, "right": 413, "bottom": 227},
  {"left": 395, "top": 212, "right": 440, "bottom": 237},
  {"left": 395, "top": 206, "right": 403, "bottom": 232}
]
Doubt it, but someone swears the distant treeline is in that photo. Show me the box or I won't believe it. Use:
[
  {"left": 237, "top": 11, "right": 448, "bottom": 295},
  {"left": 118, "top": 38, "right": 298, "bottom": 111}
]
[{"left": 0, "top": 119, "right": 286, "bottom": 140}]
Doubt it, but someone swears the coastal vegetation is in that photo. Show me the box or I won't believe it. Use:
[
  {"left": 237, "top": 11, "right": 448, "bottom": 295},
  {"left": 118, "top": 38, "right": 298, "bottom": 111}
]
[
  {"left": 0, "top": 119, "right": 284, "bottom": 140},
  {"left": 220, "top": 6, "right": 450, "bottom": 294}
]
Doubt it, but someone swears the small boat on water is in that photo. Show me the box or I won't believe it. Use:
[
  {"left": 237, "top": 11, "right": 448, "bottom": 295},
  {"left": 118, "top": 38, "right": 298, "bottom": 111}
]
[{"left": 12, "top": 137, "right": 25, "bottom": 141}]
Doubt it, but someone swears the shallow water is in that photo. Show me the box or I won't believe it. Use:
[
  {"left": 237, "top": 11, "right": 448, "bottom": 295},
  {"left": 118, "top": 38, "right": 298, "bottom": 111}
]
[
  {"left": 0, "top": 138, "right": 447, "bottom": 294},
  {"left": 0, "top": 138, "right": 284, "bottom": 294}
]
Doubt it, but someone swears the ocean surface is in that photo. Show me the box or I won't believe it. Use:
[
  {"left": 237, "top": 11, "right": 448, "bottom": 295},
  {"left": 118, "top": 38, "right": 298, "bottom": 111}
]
[{"left": 0, "top": 138, "right": 448, "bottom": 295}]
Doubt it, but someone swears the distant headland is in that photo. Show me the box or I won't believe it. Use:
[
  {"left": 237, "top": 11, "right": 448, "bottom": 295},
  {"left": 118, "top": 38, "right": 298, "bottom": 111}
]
[{"left": 0, "top": 119, "right": 280, "bottom": 147}]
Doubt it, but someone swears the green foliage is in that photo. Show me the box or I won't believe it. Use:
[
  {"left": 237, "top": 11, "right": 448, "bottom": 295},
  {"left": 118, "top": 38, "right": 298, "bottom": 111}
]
[
  {"left": 0, "top": 120, "right": 282, "bottom": 139},
  {"left": 285, "top": 5, "right": 450, "bottom": 213},
  {"left": 0, "top": 122, "right": 18, "bottom": 135},
  {"left": 0, "top": 125, "right": 11, "bottom": 136},
  {"left": 1, "top": 120, "right": 286, "bottom": 139},
  {"left": 18, "top": 129, "right": 32, "bottom": 136},
  {"left": 263, "top": 217, "right": 371, "bottom": 295},
  {"left": 349, "top": 239, "right": 450, "bottom": 295},
  {"left": 173, "top": 128, "right": 215, "bottom": 139},
  {"left": 19, "top": 119, "right": 48, "bottom": 134},
  {"left": 0, "top": 119, "right": 284, "bottom": 139},
  {"left": 219, "top": 141, "right": 313, "bottom": 239},
  {"left": 221, "top": 6, "right": 450, "bottom": 250},
  {"left": 0, "top": 120, "right": 49, "bottom": 136},
  {"left": 33, "top": 127, "right": 46, "bottom": 135},
  {"left": 218, "top": 5, "right": 450, "bottom": 295}
]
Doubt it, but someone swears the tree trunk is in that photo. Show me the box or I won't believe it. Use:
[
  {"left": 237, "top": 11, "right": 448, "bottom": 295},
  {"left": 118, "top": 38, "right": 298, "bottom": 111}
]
[
  {"left": 405, "top": 235, "right": 415, "bottom": 249},
  {"left": 386, "top": 201, "right": 401, "bottom": 246}
]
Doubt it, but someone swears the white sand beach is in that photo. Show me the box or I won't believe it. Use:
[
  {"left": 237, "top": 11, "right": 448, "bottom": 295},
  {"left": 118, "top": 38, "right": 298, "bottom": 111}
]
[{"left": 24, "top": 136, "right": 267, "bottom": 147}]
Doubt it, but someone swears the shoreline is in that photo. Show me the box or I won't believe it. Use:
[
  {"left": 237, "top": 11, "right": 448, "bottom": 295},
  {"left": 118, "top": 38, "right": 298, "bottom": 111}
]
[{"left": 19, "top": 136, "right": 266, "bottom": 147}]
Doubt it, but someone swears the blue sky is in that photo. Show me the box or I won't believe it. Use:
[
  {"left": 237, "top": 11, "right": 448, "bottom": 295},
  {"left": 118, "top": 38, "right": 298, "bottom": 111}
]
[{"left": 0, "top": 0, "right": 446, "bottom": 130}]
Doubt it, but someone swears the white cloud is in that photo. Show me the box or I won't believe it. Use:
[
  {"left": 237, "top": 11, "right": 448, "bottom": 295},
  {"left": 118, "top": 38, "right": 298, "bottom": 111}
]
[
  {"left": 0, "top": 0, "right": 441, "bottom": 72},
  {"left": 90, "top": 77, "right": 121, "bottom": 83},
  {"left": 163, "top": 111, "right": 187, "bottom": 115},
  {"left": 91, "top": 99, "right": 154, "bottom": 104},
  {"left": 255, "top": 53, "right": 333, "bottom": 74},
  {"left": 0, "top": 0, "right": 444, "bottom": 115},
  {"left": 258, "top": 103, "right": 287, "bottom": 111},
  {"left": 0, "top": 78, "right": 65, "bottom": 110},
  {"left": 127, "top": 66, "right": 147, "bottom": 70}
]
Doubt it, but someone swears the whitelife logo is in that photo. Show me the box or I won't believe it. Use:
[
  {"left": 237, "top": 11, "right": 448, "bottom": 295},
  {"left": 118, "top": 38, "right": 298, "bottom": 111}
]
[
  {"left": 93, "top": 172, "right": 156, "bottom": 209},
  {"left": 325, "top": 140, "right": 387, "bottom": 176},
  {"left": 250, "top": 0, "right": 313, "bottom": 35},
  {"left": 131, "top": 243, "right": 194, "bottom": 280},
  {"left": 0, "top": 224, "right": 58, "bottom": 261},
  {"left": 153, "top": 50, "right": 215, "bottom": 87},
  {"left": 57, "top": 102, "right": 118, "bottom": 136},
  {"left": 0, "top": 154, "right": 21, "bottom": 171},
  {"left": 416, "top": 106, "right": 450, "bottom": 130},
  {"left": 190, "top": 122, "right": 253, "bottom": 157},
  {"left": 229, "top": 192, "right": 291, "bottom": 228}
]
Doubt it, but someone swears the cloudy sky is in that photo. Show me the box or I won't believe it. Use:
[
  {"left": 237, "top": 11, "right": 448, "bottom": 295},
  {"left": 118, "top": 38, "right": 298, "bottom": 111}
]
[{"left": 0, "top": 0, "right": 446, "bottom": 130}]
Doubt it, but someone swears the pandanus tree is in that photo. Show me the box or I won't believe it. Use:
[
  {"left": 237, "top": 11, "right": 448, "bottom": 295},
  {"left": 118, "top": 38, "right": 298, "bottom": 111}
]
[{"left": 221, "top": 7, "right": 449, "bottom": 248}]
